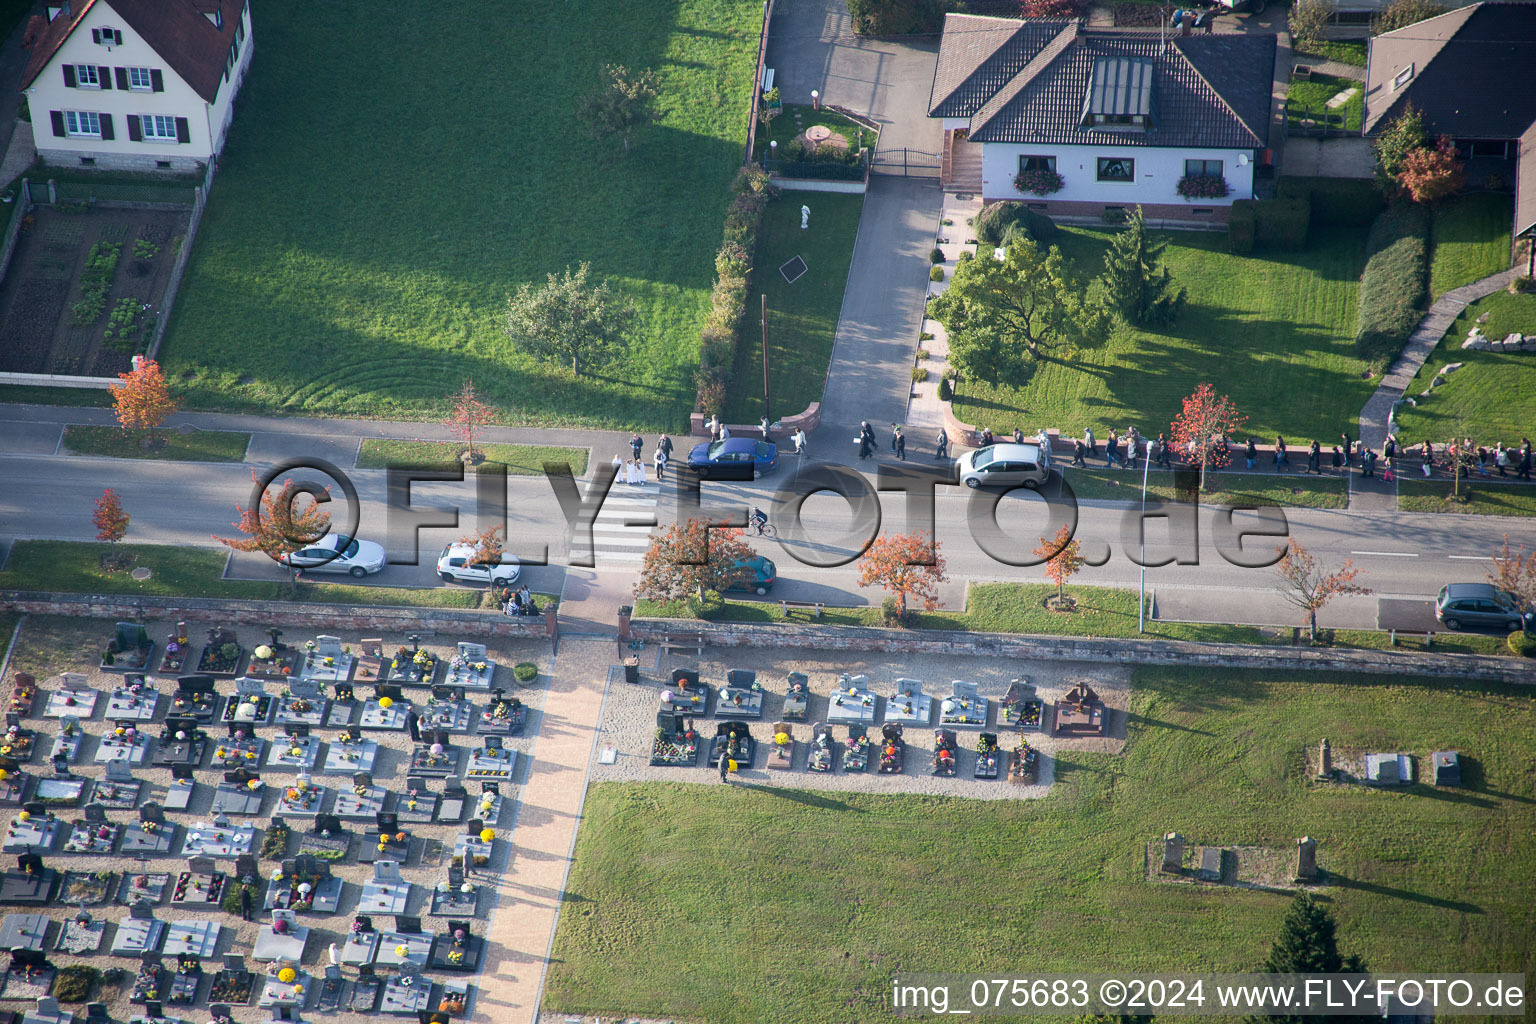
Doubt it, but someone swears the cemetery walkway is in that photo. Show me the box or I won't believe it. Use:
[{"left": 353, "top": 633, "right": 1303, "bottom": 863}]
[
  {"left": 1353, "top": 267, "right": 1520, "bottom": 512},
  {"left": 476, "top": 638, "right": 615, "bottom": 1024}
]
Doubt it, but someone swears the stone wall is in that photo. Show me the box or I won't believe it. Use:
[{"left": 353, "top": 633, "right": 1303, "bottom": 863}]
[
  {"left": 0, "top": 591, "right": 555, "bottom": 639},
  {"left": 629, "top": 617, "right": 1536, "bottom": 684},
  {"left": 690, "top": 401, "right": 821, "bottom": 439}
]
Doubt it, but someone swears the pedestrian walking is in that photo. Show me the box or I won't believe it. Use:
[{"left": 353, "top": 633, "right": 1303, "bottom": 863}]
[
  {"left": 760, "top": 415, "right": 771, "bottom": 439},
  {"left": 935, "top": 430, "right": 949, "bottom": 460},
  {"left": 1156, "top": 432, "right": 1172, "bottom": 469},
  {"left": 1363, "top": 448, "right": 1377, "bottom": 477},
  {"left": 1341, "top": 432, "right": 1352, "bottom": 467},
  {"left": 981, "top": 428, "right": 995, "bottom": 447},
  {"left": 239, "top": 884, "right": 253, "bottom": 921},
  {"left": 893, "top": 428, "right": 906, "bottom": 460},
  {"left": 630, "top": 433, "right": 644, "bottom": 460},
  {"left": 653, "top": 446, "right": 667, "bottom": 481},
  {"left": 718, "top": 749, "right": 730, "bottom": 783},
  {"left": 1072, "top": 439, "right": 1086, "bottom": 467},
  {"left": 1521, "top": 440, "right": 1533, "bottom": 481},
  {"left": 1012, "top": 428, "right": 1025, "bottom": 444},
  {"left": 1246, "top": 438, "right": 1258, "bottom": 470},
  {"left": 1084, "top": 427, "right": 1096, "bottom": 457},
  {"left": 1331, "top": 445, "right": 1342, "bottom": 471},
  {"left": 1477, "top": 446, "right": 1490, "bottom": 476},
  {"left": 1497, "top": 444, "right": 1510, "bottom": 476},
  {"left": 1308, "top": 440, "right": 1320, "bottom": 474},
  {"left": 659, "top": 433, "right": 674, "bottom": 460},
  {"left": 1105, "top": 431, "right": 1121, "bottom": 468},
  {"left": 891, "top": 424, "right": 900, "bottom": 454},
  {"left": 1275, "top": 436, "right": 1289, "bottom": 471},
  {"left": 406, "top": 709, "right": 421, "bottom": 742},
  {"left": 792, "top": 428, "right": 807, "bottom": 455}
]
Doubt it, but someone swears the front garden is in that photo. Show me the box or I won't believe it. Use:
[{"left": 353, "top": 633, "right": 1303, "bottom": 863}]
[
  {"left": 1285, "top": 73, "right": 1363, "bottom": 133},
  {"left": 158, "top": 0, "right": 763, "bottom": 431},
  {"left": 544, "top": 668, "right": 1536, "bottom": 1022}
]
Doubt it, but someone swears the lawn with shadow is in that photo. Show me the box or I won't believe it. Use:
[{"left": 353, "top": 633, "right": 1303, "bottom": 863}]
[{"left": 544, "top": 668, "right": 1536, "bottom": 1023}]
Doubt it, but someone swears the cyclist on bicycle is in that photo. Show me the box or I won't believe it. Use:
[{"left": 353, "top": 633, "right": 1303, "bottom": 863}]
[{"left": 750, "top": 506, "right": 768, "bottom": 535}]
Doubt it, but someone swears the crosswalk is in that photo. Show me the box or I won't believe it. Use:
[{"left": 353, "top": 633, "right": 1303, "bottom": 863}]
[{"left": 581, "top": 478, "right": 666, "bottom": 565}]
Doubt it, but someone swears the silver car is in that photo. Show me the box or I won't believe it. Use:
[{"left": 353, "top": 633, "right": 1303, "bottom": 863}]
[
  {"left": 1435, "top": 583, "right": 1531, "bottom": 632},
  {"left": 280, "top": 534, "right": 386, "bottom": 577},
  {"left": 957, "top": 442, "right": 1052, "bottom": 489}
]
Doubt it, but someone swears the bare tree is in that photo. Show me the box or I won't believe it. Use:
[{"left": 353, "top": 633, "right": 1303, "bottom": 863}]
[{"left": 1274, "top": 539, "right": 1371, "bottom": 640}]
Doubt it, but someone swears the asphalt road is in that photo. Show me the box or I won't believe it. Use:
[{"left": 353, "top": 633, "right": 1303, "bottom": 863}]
[{"left": 4, "top": 443, "right": 1535, "bottom": 628}]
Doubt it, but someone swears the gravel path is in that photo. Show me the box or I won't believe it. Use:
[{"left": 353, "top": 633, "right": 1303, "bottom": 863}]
[
  {"left": 0, "top": 614, "right": 553, "bottom": 1024},
  {"left": 586, "top": 646, "right": 1131, "bottom": 801}
]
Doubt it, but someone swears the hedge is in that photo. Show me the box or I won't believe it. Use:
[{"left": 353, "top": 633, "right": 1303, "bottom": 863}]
[
  {"left": 775, "top": 159, "right": 866, "bottom": 181},
  {"left": 975, "top": 202, "right": 1060, "bottom": 246},
  {"left": 1227, "top": 196, "right": 1309, "bottom": 252},
  {"left": 695, "top": 166, "right": 776, "bottom": 418},
  {"left": 845, "top": 0, "right": 954, "bottom": 34},
  {"left": 1354, "top": 202, "right": 1431, "bottom": 361},
  {"left": 1228, "top": 200, "right": 1256, "bottom": 253},
  {"left": 1276, "top": 176, "right": 1385, "bottom": 227}
]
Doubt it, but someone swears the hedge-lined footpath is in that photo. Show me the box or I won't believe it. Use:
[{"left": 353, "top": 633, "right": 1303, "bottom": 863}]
[
  {"left": 1355, "top": 203, "right": 1431, "bottom": 360},
  {"left": 695, "top": 165, "right": 776, "bottom": 419}
]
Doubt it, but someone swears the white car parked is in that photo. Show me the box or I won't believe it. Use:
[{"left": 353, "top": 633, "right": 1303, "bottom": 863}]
[
  {"left": 279, "top": 534, "right": 387, "bottom": 577},
  {"left": 435, "top": 543, "right": 521, "bottom": 586}
]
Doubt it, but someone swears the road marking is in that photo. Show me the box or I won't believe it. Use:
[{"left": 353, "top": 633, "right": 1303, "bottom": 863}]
[
  {"left": 1447, "top": 555, "right": 1492, "bottom": 561},
  {"left": 1350, "top": 550, "right": 1419, "bottom": 557}
]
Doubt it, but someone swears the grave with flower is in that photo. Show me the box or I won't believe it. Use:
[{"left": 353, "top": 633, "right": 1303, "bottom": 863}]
[
  {"left": 274, "top": 778, "right": 328, "bottom": 818},
  {"left": 245, "top": 631, "right": 302, "bottom": 681},
  {"left": 649, "top": 710, "right": 698, "bottom": 767},
  {"left": 878, "top": 723, "right": 905, "bottom": 775},
  {"left": 264, "top": 726, "right": 322, "bottom": 772},
  {"left": 264, "top": 853, "right": 342, "bottom": 913},
  {"left": 211, "top": 731, "right": 265, "bottom": 769},
  {"left": 43, "top": 674, "right": 99, "bottom": 719},
  {"left": 62, "top": 802, "right": 119, "bottom": 854},
  {"left": 1053, "top": 681, "right": 1105, "bottom": 737},
  {"left": 386, "top": 643, "right": 440, "bottom": 687},
  {"left": 421, "top": 685, "right": 474, "bottom": 733},
  {"left": 939, "top": 680, "right": 988, "bottom": 728},
  {"left": 476, "top": 693, "right": 525, "bottom": 736},
  {"left": 50, "top": 716, "right": 84, "bottom": 764},
  {"left": 7, "top": 674, "right": 35, "bottom": 717},
  {"left": 171, "top": 855, "right": 227, "bottom": 908},
  {"left": 151, "top": 716, "right": 208, "bottom": 769},
  {"left": 1000, "top": 679, "right": 1045, "bottom": 733},
  {"left": 660, "top": 668, "right": 712, "bottom": 716},
  {"left": 442, "top": 642, "right": 496, "bottom": 691},
  {"left": 782, "top": 672, "right": 810, "bottom": 721},
  {"left": 885, "top": 679, "right": 933, "bottom": 726},
  {"left": 1009, "top": 740, "right": 1039, "bottom": 784},
  {"left": 463, "top": 735, "right": 514, "bottom": 780},
  {"left": 107, "top": 675, "right": 160, "bottom": 721},
  {"left": 224, "top": 680, "right": 275, "bottom": 728},
  {"left": 320, "top": 728, "right": 378, "bottom": 775},
  {"left": 931, "top": 728, "right": 959, "bottom": 777},
  {"left": 195, "top": 626, "right": 246, "bottom": 677},
  {"left": 358, "top": 686, "right": 409, "bottom": 731},
  {"left": 429, "top": 920, "right": 482, "bottom": 972},
  {"left": 973, "top": 732, "right": 1000, "bottom": 779},
  {"left": 708, "top": 721, "right": 755, "bottom": 769},
  {"left": 0, "top": 720, "right": 37, "bottom": 762},
  {"left": 716, "top": 669, "right": 765, "bottom": 720},
  {"left": 273, "top": 680, "right": 329, "bottom": 729},
  {"left": 409, "top": 731, "right": 460, "bottom": 778},
  {"left": 157, "top": 624, "right": 192, "bottom": 675},
  {"left": 170, "top": 675, "right": 220, "bottom": 724},
  {"left": 827, "top": 673, "right": 878, "bottom": 725},
  {"left": 807, "top": 722, "right": 834, "bottom": 773},
  {"left": 100, "top": 621, "right": 154, "bottom": 673},
  {"left": 179, "top": 820, "right": 256, "bottom": 858},
  {"left": 298, "top": 635, "right": 355, "bottom": 685}
]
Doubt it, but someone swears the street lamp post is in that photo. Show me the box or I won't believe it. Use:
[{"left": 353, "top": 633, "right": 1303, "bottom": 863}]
[{"left": 1139, "top": 443, "right": 1151, "bottom": 632}]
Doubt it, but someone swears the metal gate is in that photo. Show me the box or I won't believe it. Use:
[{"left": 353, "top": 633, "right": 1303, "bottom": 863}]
[{"left": 870, "top": 147, "right": 940, "bottom": 178}]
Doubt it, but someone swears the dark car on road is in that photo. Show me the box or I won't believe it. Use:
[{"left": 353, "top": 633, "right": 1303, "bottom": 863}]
[
  {"left": 1434, "top": 583, "right": 1532, "bottom": 633},
  {"left": 687, "top": 437, "right": 778, "bottom": 479}
]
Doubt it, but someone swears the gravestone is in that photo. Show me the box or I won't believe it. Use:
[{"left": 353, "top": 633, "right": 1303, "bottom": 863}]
[
  {"left": 289, "top": 680, "right": 322, "bottom": 700},
  {"left": 1161, "top": 832, "right": 1185, "bottom": 874},
  {"left": 1295, "top": 837, "right": 1318, "bottom": 883},
  {"left": 105, "top": 760, "right": 134, "bottom": 783},
  {"left": 1198, "top": 848, "right": 1221, "bottom": 882},
  {"left": 1317, "top": 738, "right": 1332, "bottom": 780},
  {"left": 82, "top": 803, "right": 107, "bottom": 822}
]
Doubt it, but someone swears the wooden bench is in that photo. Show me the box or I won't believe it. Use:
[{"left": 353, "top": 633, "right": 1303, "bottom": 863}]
[
  {"left": 657, "top": 633, "right": 706, "bottom": 655},
  {"left": 779, "top": 600, "right": 825, "bottom": 619}
]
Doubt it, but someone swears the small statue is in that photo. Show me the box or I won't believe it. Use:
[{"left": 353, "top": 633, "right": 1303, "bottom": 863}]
[{"left": 801, "top": 205, "right": 810, "bottom": 229}]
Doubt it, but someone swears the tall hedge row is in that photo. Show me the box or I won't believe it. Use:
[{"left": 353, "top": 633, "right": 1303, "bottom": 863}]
[
  {"left": 1227, "top": 197, "right": 1309, "bottom": 253},
  {"left": 1276, "top": 177, "right": 1385, "bottom": 227},
  {"left": 1354, "top": 203, "right": 1431, "bottom": 361},
  {"left": 695, "top": 166, "right": 776, "bottom": 418}
]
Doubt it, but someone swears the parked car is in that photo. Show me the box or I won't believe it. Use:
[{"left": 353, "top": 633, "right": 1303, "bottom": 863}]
[
  {"left": 435, "top": 543, "right": 521, "bottom": 586},
  {"left": 956, "top": 442, "right": 1052, "bottom": 489},
  {"left": 1434, "top": 583, "right": 1532, "bottom": 632},
  {"left": 687, "top": 437, "right": 778, "bottom": 479},
  {"left": 279, "top": 534, "right": 386, "bottom": 577},
  {"left": 722, "top": 556, "right": 776, "bottom": 596}
]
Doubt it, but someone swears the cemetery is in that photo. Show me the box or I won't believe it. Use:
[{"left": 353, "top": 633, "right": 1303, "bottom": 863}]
[{"left": 0, "top": 616, "right": 549, "bottom": 1024}]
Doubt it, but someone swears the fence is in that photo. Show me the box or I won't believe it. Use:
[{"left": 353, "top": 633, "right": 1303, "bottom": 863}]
[
  {"left": 145, "top": 157, "right": 216, "bottom": 360},
  {"left": 743, "top": 0, "right": 777, "bottom": 166},
  {"left": 1281, "top": 100, "right": 1361, "bottom": 139},
  {"left": 0, "top": 180, "right": 32, "bottom": 285},
  {"left": 870, "top": 147, "right": 941, "bottom": 178}
]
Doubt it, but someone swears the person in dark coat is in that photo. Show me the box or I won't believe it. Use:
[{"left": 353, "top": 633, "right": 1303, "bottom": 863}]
[
  {"left": 1245, "top": 438, "right": 1258, "bottom": 470},
  {"left": 1155, "top": 432, "right": 1172, "bottom": 469},
  {"left": 1308, "top": 440, "right": 1321, "bottom": 474},
  {"left": 239, "top": 883, "right": 254, "bottom": 921},
  {"left": 1331, "top": 445, "right": 1342, "bottom": 471},
  {"left": 935, "top": 430, "right": 949, "bottom": 459},
  {"left": 1072, "top": 440, "right": 1086, "bottom": 467},
  {"left": 405, "top": 709, "right": 421, "bottom": 743},
  {"left": 1341, "top": 432, "right": 1352, "bottom": 466},
  {"left": 980, "top": 428, "right": 994, "bottom": 447},
  {"left": 893, "top": 429, "right": 906, "bottom": 460},
  {"left": 630, "top": 433, "right": 644, "bottom": 460},
  {"left": 718, "top": 749, "right": 730, "bottom": 783}
]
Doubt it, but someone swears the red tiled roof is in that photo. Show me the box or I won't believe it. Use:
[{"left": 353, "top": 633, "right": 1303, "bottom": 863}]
[{"left": 22, "top": 0, "right": 241, "bottom": 105}]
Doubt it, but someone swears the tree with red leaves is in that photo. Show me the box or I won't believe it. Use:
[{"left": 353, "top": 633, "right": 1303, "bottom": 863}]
[
  {"left": 445, "top": 379, "right": 495, "bottom": 463},
  {"left": 1274, "top": 538, "right": 1370, "bottom": 640},
  {"left": 1021, "top": 0, "right": 1083, "bottom": 14},
  {"left": 635, "top": 518, "right": 755, "bottom": 604},
  {"left": 214, "top": 471, "right": 332, "bottom": 594},
  {"left": 1169, "top": 382, "right": 1248, "bottom": 491},
  {"left": 1489, "top": 535, "right": 1536, "bottom": 612},
  {"left": 1033, "top": 524, "right": 1083, "bottom": 609},
  {"left": 856, "top": 532, "right": 948, "bottom": 623},
  {"left": 111, "top": 358, "right": 179, "bottom": 446},
  {"left": 1397, "top": 134, "right": 1464, "bottom": 204},
  {"left": 93, "top": 488, "right": 129, "bottom": 544}
]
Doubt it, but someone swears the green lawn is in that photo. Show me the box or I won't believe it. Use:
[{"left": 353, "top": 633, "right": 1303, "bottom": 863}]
[
  {"left": 753, "top": 104, "right": 877, "bottom": 163},
  {"left": 1285, "top": 73, "right": 1363, "bottom": 132},
  {"left": 1397, "top": 478, "right": 1536, "bottom": 517},
  {"left": 159, "top": 0, "right": 762, "bottom": 432},
  {"left": 0, "top": 540, "right": 561, "bottom": 609},
  {"left": 1429, "top": 192, "right": 1513, "bottom": 297},
  {"left": 544, "top": 668, "right": 1536, "bottom": 1023},
  {"left": 0, "top": 386, "right": 112, "bottom": 409},
  {"left": 722, "top": 193, "right": 864, "bottom": 423},
  {"left": 1065, "top": 466, "right": 1350, "bottom": 509},
  {"left": 62, "top": 425, "right": 251, "bottom": 462},
  {"left": 1391, "top": 290, "right": 1536, "bottom": 443},
  {"left": 952, "top": 225, "right": 1372, "bottom": 440},
  {"left": 356, "top": 439, "right": 589, "bottom": 475},
  {"left": 1292, "top": 39, "right": 1368, "bottom": 66}
]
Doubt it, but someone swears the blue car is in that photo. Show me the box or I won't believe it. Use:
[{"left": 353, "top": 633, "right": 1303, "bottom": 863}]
[
  {"left": 724, "top": 556, "right": 777, "bottom": 596},
  {"left": 686, "top": 437, "right": 778, "bottom": 479}
]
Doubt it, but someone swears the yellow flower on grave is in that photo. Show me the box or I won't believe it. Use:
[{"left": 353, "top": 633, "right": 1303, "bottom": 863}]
[
  {"left": 17, "top": 811, "right": 29, "bottom": 822},
  {"left": 378, "top": 842, "right": 388, "bottom": 852},
  {"left": 395, "top": 944, "right": 408, "bottom": 957},
  {"left": 378, "top": 697, "right": 393, "bottom": 709},
  {"left": 479, "top": 829, "right": 495, "bottom": 843},
  {"left": 277, "top": 968, "right": 296, "bottom": 984}
]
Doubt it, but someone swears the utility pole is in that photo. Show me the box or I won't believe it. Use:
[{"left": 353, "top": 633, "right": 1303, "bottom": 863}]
[{"left": 761, "top": 294, "right": 772, "bottom": 425}]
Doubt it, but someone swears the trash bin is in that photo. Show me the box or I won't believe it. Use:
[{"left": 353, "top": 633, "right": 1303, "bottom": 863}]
[{"left": 623, "top": 657, "right": 640, "bottom": 684}]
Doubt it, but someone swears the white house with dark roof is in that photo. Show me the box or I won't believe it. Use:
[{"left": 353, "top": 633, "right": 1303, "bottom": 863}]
[
  {"left": 20, "top": 0, "right": 252, "bottom": 171},
  {"left": 929, "top": 15, "right": 1276, "bottom": 223}
]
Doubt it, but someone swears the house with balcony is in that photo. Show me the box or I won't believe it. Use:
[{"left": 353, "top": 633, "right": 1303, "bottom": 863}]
[
  {"left": 21, "top": 0, "right": 253, "bottom": 172},
  {"left": 928, "top": 15, "right": 1276, "bottom": 224}
]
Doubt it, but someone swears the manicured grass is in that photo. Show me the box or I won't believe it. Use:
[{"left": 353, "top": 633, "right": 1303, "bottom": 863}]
[
  {"left": 1391, "top": 291, "right": 1536, "bottom": 443},
  {"left": 1292, "top": 39, "right": 1368, "bottom": 66},
  {"left": 1397, "top": 479, "right": 1536, "bottom": 517},
  {"left": 1285, "top": 73, "right": 1362, "bottom": 132},
  {"left": 1064, "top": 467, "right": 1349, "bottom": 509},
  {"left": 1429, "top": 192, "right": 1514, "bottom": 297},
  {"left": 356, "top": 439, "right": 589, "bottom": 476},
  {"left": 62, "top": 425, "right": 251, "bottom": 462},
  {"left": 0, "top": 540, "right": 564, "bottom": 609},
  {"left": 1329, "top": 628, "right": 1506, "bottom": 656},
  {"left": 723, "top": 193, "right": 864, "bottom": 423},
  {"left": 544, "top": 668, "right": 1536, "bottom": 1023},
  {"left": 952, "top": 225, "right": 1372, "bottom": 440},
  {"left": 0, "top": 386, "right": 112, "bottom": 409},
  {"left": 753, "top": 103, "right": 877, "bottom": 162},
  {"left": 160, "top": 0, "right": 762, "bottom": 432}
]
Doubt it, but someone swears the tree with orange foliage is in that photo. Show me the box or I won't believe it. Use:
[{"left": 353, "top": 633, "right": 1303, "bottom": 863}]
[
  {"left": 93, "top": 488, "right": 129, "bottom": 544},
  {"left": 1397, "top": 135, "right": 1464, "bottom": 205},
  {"left": 445, "top": 379, "right": 495, "bottom": 463},
  {"left": 635, "top": 518, "right": 755, "bottom": 604},
  {"left": 1274, "top": 538, "right": 1370, "bottom": 640},
  {"left": 214, "top": 471, "right": 332, "bottom": 594},
  {"left": 1169, "top": 381, "right": 1248, "bottom": 491},
  {"left": 111, "top": 358, "right": 179, "bottom": 445},
  {"left": 1488, "top": 535, "right": 1536, "bottom": 613},
  {"left": 1033, "top": 524, "right": 1083, "bottom": 609},
  {"left": 856, "top": 532, "right": 948, "bottom": 623}
]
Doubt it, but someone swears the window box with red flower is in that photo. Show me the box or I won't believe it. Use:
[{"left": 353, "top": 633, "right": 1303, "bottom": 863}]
[
  {"left": 1176, "top": 173, "right": 1230, "bottom": 199},
  {"left": 1013, "top": 168, "right": 1065, "bottom": 196}
]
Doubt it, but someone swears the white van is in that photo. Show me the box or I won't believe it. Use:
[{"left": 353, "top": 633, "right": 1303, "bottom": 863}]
[{"left": 957, "top": 442, "right": 1052, "bottom": 489}]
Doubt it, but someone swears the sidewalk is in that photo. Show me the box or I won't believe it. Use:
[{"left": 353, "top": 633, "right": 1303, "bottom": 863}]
[{"left": 906, "top": 191, "right": 981, "bottom": 443}]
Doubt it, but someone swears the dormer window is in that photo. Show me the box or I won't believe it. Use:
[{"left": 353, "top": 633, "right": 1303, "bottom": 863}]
[
  {"left": 203, "top": 8, "right": 224, "bottom": 29},
  {"left": 90, "top": 26, "right": 122, "bottom": 45},
  {"left": 1392, "top": 63, "right": 1414, "bottom": 89},
  {"left": 1083, "top": 56, "right": 1155, "bottom": 132}
]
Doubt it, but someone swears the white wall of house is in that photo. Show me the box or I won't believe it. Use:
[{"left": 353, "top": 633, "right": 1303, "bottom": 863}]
[
  {"left": 29, "top": 0, "right": 252, "bottom": 171},
  {"left": 981, "top": 141, "right": 1256, "bottom": 205}
]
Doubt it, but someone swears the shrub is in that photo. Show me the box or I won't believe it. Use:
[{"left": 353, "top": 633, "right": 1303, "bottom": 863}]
[
  {"left": 1228, "top": 200, "right": 1257, "bottom": 253},
  {"left": 1511, "top": 276, "right": 1535, "bottom": 295},
  {"left": 976, "top": 202, "right": 1059, "bottom": 245},
  {"left": 695, "top": 365, "right": 727, "bottom": 417},
  {"left": 261, "top": 819, "right": 291, "bottom": 860},
  {"left": 687, "top": 589, "right": 725, "bottom": 620},
  {"left": 845, "top": 0, "right": 949, "bottom": 35},
  {"left": 1507, "top": 630, "right": 1536, "bottom": 657},
  {"left": 911, "top": 366, "right": 929, "bottom": 382},
  {"left": 1022, "top": 0, "right": 1084, "bottom": 13},
  {"left": 697, "top": 163, "right": 777, "bottom": 410},
  {"left": 929, "top": 266, "right": 945, "bottom": 282},
  {"left": 1290, "top": 0, "right": 1335, "bottom": 49},
  {"left": 1354, "top": 203, "right": 1431, "bottom": 360},
  {"left": 54, "top": 966, "right": 100, "bottom": 1003},
  {"left": 930, "top": 247, "right": 944, "bottom": 264},
  {"left": 221, "top": 881, "right": 258, "bottom": 915},
  {"left": 513, "top": 661, "right": 538, "bottom": 682},
  {"left": 1373, "top": 0, "right": 1446, "bottom": 34},
  {"left": 957, "top": 250, "right": 974, "bottom": 263},
  {"left": 880, "top": 595, "right": 901, "bottom": 626},
  {"left": 1397, "top": 135, "right": 1464, "bottom": 204},
  {"left": 1276, "top": 177, "right": 1385, "bottom": 226},
  {"left": 938, "top": 375, "right": 952, "bottom": 401}
]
